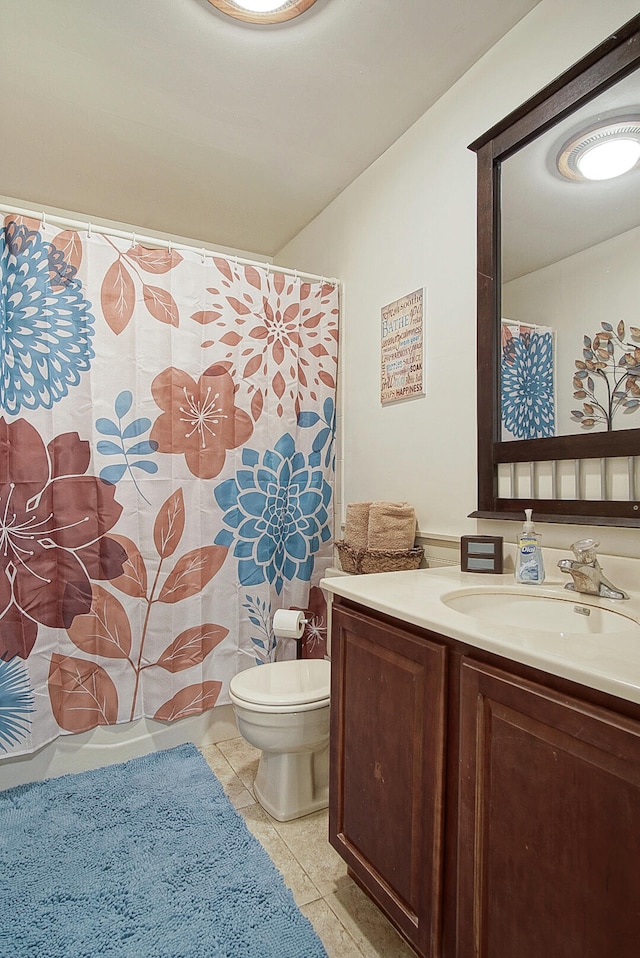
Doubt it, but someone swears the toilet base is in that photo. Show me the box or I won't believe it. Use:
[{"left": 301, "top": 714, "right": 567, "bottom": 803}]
[{"left": 254, "top": 742, "right": 329, "bottom": 822}]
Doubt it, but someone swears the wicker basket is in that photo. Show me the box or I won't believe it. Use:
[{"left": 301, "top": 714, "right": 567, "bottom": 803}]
[{"left": 335, "top": 540, "right": 424, "bottom": 574}]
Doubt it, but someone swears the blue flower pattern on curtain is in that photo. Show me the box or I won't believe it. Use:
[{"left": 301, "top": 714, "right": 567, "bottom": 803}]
[
  {"left": 0, "top": 221, "right": 95, "bottom": 413},
  {"left": 0, "top": 658, "right": 34, "bottom": 753},
  {"left": 214, "top": 433, "right": 332, "bottom": 595}
]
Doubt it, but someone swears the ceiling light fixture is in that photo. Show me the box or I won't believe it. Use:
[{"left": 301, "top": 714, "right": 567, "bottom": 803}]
[
  {"left": 557, "top": 118, "right": 640, "bottom": 181},
  {"left": 206, "top": 0, "right": 319, "bottom": 23}
]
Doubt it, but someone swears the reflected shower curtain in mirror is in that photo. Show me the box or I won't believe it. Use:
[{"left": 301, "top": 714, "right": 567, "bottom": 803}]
[
  {"left": 0, "top": 214, "right": 339, "bottom": 758},
  {"left": 501, "top": 321, "right": 555, "bottom": 441}
]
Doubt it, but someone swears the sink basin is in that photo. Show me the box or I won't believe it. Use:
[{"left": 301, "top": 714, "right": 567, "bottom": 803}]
[{"left": 442, "top": 587, "right": 640, "bottom": 634}]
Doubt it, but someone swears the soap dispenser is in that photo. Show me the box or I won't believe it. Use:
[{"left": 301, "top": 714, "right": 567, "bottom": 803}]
[{"left": 514, "top": 509, "right": 545, "bottom": 584}]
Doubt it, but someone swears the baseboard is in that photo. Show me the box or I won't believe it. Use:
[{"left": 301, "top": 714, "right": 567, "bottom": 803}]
[{"left": 1, "top": 705, "right": 239, "bottom": 791}]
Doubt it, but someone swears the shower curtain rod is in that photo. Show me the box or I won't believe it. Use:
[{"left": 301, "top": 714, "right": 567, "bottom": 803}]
[{"left": 0, "top": 202, "right": 338, "bottom": 287}]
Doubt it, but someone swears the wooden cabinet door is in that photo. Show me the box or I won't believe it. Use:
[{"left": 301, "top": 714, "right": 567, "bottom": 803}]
[
  {"left": 330, "top": 604, "right": 447, "bottom": 958},
  {"left": 457, "top": 658, "right": 640, "bottom": 958}
]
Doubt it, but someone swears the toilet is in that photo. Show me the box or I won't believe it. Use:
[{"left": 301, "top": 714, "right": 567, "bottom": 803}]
[{"left": 228, "top": 658, "right": 331, "bottom": 822}]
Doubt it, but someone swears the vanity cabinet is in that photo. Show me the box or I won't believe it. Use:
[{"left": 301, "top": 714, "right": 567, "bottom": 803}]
[
  {"left": 329, "top": 597, "right": 640, "bottom": 958},
  {"left": 457, "top": 658, "right": 640, "bottom": 958},
  {"left": 329, "top": 603, "right": 447, "bottom": 958}
]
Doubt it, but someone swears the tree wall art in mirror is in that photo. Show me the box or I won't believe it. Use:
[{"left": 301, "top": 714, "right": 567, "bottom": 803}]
[{"left": 469, "top": 13, "right": 640, "bottom": 526}]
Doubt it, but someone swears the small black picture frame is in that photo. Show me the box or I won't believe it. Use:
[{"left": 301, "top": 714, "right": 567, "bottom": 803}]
[{"left": 461, "top": 535, "right": 503, "bottom": 574}]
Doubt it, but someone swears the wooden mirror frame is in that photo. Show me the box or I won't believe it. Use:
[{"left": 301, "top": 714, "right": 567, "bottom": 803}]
[{"left": 469, "top": 14, "right": 640, "bottom": 527}]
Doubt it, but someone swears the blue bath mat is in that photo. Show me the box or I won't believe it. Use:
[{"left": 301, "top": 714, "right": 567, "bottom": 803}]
[{"left": 0, "top": 743, "right": 328, "bottom": 958}]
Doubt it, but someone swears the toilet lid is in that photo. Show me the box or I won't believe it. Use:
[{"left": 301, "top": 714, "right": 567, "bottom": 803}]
[{"left": 229, "top": 658, "right": 330, "bottom": 708}]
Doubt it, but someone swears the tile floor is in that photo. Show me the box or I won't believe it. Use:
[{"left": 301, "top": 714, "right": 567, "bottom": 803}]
[{"left": 200, "top": 737, "right": 417, "bottom": 958}]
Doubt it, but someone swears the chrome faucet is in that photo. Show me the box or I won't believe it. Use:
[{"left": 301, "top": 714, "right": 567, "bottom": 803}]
[{"left": 557, "top": 539, "right": 628, "bottom": 600}]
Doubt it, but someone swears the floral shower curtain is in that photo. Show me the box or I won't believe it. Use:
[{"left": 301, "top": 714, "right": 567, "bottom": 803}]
[{"left": 0, "top": 214, "right": 339, "bottom": 759}]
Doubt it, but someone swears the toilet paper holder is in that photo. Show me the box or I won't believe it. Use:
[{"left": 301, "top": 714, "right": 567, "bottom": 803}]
[{"left": 273, "top": 609, "right": 309, "bottom": 660}]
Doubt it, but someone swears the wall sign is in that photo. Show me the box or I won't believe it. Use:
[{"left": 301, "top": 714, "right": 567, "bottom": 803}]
[{"left": 380, "top": 288, "right": 425, "bottom": 404}]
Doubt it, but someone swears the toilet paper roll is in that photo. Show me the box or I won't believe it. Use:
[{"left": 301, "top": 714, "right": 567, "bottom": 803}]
[{"left": 273, "top": 609, "right": 306, "bottom": 640}]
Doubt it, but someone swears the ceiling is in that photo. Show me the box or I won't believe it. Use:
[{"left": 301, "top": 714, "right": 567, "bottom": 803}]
[
  {"left": 0, "top": 0, "right": 540, "bottom": 256},
  {"left": 502, "top": 69, "right": 640, "bottom": 283}
]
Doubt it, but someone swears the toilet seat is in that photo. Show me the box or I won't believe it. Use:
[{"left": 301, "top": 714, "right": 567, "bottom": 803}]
[{"left": 229, "top": 659, "right": 330, "bottom": 713}]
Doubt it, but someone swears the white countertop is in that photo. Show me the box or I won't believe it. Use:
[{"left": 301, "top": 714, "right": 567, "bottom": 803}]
[{"left": 320, "top": 566, "right": 640, "bottom": 706}]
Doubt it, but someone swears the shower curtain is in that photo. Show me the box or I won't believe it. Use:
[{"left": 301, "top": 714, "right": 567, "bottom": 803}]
[{"left": 0, "top": 214, "right": 339, "bottom": 759}]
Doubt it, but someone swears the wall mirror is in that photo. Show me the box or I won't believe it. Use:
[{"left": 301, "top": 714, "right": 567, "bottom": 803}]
[{"left": 470, "top": 13, "right": 640, "bottom": 526}]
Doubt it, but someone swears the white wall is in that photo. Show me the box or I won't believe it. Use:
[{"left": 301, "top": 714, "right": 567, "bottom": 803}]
[{"left": 276, "top": 0, "right": 640, "bottom": 558}]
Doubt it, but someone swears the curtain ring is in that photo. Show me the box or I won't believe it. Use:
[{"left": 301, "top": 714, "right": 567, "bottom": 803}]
[
  {"left": 87, "top": 222, "right": 92, "bottom": 238},
  {"left": 40, "top": 212, "right": 46, "bottom": 230},
  {"left": 201, "top": 248, "right": 206, "bottom": 264},
  {"left": 132, "top": 233, "right": 137, "bottom": 247}
]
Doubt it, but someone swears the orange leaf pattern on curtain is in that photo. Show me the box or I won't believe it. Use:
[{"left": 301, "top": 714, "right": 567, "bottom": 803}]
[{"left": 0, "top": 216, "right": 338, "bottom": 758}]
